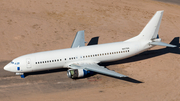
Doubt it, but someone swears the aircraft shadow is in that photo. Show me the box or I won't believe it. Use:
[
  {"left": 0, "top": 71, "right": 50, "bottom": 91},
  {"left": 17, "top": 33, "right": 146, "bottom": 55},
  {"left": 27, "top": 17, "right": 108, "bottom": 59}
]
[
  {"left": 98, "top": 73, "right": 143, "bottom": 83},
  {"left": 87, "top": 36, "right": 99, "bottom": 46},
  {"left": 25, "top": 68, "right": 68, "bottom": 77},
  {"left": 119, "top": 77, "right": 143, "bottom": 83}
]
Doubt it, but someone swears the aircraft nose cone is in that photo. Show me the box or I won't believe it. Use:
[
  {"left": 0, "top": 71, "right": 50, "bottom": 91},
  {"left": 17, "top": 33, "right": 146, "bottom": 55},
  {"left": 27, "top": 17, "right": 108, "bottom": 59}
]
[{"left": 4, "top": 63, "right": 11, "bottom": 71}]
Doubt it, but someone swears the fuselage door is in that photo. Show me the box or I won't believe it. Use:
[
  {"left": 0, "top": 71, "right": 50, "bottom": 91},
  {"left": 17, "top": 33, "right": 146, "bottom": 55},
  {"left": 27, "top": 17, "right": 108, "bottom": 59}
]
[{"left": 26, "top": 58, "right": 31, "bottom": 68}]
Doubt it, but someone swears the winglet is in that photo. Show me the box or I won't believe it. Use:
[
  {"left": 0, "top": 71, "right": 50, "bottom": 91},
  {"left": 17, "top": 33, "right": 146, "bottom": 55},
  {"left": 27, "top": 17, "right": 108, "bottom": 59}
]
[{"left": 71, "top": 30, "right": 86, "bottom": 48}]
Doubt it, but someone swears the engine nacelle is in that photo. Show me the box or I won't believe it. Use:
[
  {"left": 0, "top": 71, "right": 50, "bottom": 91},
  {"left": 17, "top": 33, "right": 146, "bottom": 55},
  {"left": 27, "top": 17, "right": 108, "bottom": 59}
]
[{"left": 67, "top": 69, "right": 93, "bottom": 79}]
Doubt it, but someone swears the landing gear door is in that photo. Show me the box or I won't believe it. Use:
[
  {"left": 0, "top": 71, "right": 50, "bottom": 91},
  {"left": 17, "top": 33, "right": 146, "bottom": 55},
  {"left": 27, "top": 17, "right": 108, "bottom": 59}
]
[{"left": 26, "top": 58, "right": 31, "bottom": 68}]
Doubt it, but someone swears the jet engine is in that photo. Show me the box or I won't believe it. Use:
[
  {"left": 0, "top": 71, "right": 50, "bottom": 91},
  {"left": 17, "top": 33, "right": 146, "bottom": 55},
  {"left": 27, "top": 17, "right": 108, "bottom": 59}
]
[{"left": 67, "top": 69, "right": 93, "bottom": 79}]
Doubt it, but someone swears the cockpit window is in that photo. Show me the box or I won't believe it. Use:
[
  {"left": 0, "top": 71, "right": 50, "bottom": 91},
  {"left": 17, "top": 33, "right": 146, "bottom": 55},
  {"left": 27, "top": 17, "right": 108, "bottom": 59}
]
[
  {"left": 15, "top": 62, "right": 20, "bottom": 65},
  {"left": 11, "top": 62, "right": 20, "bottom": 65}
]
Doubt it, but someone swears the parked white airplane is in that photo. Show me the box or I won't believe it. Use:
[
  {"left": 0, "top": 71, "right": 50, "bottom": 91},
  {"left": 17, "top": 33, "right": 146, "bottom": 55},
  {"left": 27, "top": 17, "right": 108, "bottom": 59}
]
[{"left": 4, "top": 11, "right": 176, "bottom": 79}]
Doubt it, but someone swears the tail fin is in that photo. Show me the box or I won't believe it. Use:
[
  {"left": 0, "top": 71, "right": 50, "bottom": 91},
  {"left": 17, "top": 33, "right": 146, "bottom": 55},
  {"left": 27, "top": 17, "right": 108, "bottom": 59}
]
[
  {"left": 147, "top": 11, "right": 164, "bottom": 40},
  {"left": 125, "top": 11, "right": 164, "bottom": 42}
]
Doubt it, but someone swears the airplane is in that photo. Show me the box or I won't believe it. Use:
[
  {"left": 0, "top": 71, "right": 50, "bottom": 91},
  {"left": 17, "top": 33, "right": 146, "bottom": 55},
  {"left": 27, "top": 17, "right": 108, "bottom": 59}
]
[{"left": 4, "top": 10, "right": 176, "bottom": 79}]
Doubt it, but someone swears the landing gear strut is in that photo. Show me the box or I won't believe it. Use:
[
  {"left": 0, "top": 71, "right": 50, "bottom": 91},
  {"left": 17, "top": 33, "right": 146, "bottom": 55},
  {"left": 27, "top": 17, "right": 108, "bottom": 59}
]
[{"left": 16, "top": 73, "right": 25, "bottom": 78}]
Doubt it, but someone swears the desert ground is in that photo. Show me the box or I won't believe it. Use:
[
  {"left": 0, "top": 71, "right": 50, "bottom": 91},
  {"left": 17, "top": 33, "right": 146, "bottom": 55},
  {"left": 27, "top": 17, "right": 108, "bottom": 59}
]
[{"left": 0, "top": 0, "right": 180, "bottom": 101}]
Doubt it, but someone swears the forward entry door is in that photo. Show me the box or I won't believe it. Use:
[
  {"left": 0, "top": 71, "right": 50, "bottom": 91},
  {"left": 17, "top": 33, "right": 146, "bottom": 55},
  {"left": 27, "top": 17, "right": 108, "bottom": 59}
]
[{"left": 26, "top": 58, "right": 31, "bottom": 68}]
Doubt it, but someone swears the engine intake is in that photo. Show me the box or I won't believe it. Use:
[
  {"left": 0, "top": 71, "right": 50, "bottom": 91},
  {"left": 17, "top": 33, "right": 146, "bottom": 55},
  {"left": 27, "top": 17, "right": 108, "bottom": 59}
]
[{"left": 67, "top": 69, "right": 93, "bottom": 79}]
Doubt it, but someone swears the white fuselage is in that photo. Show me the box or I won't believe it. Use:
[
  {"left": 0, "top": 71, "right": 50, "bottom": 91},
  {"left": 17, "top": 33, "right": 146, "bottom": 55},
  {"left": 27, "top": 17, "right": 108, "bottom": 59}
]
[
  {"left": 4, "top": 11, "right": 172, "bottom": 78},
  {"left": 4, "top": 40, "right": 152, "bottom": 73}
]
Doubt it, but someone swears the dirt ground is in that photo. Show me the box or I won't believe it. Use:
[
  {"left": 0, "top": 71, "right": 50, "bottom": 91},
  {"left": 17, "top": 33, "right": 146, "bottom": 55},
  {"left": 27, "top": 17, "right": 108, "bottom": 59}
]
[{"left": 0, "top": 0, "right": 180, "bottom": 101}]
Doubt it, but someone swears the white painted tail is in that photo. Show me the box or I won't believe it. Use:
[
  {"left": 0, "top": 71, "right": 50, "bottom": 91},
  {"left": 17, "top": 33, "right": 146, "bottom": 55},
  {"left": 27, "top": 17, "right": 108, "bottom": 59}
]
[{"left": 125, "top": 11, "right": 164, "bottom": 42}]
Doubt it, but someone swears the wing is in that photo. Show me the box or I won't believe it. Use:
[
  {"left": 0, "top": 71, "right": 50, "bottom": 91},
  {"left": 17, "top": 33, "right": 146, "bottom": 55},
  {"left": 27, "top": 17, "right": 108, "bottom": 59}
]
[
  {"left": 69, "top": 63, "right": 127, "bottom": 78},
  {"left": 71, "top": 30, "right": 86, "bottom": 48}
]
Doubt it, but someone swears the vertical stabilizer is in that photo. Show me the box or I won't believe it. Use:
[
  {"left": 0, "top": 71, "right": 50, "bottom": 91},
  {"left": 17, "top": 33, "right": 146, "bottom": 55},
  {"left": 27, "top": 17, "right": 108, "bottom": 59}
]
[
  {"left": 125, "top": 11, "right": 164, "bottom": 42},
  {"left": 142, "top": 10, "right": 164, "bottom": 40}
]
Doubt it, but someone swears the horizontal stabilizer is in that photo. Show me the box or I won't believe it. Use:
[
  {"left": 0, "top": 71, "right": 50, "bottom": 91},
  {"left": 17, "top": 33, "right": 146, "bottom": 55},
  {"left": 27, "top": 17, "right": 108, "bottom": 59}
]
[{"left": 150, "top": 41, "right": 176, "bottom": 47}]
